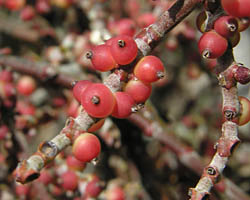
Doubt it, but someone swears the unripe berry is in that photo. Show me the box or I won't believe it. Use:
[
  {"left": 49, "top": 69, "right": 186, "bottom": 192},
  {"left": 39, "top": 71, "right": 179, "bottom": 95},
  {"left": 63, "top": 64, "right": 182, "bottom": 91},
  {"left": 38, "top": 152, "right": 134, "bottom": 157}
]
[
  {"left": 61, "top": 170, "right": 78, "bottom": 191},
  {"left": 86, "top": 44, "right": 118, "bottom": 72},
  {"left": 111, "top": 92, "right": 135, "bottom": 118},
  {"left": 221, "top": 0, "right": 250, "bottom": 18},
  {"left": 81, "top": 83, "right": 116, "bottom": 118},
  {"left": 124, "top": 79, "right": 152, "bottom": 103},
  {"left": 16, "top": 75, "right": 36, "bottom": 96},
  {"left": 238, "top": 96, "right": 250, "bottom": 126},
  {"left": 214, "top": 16, "right": 238, "bottom": 38},
  {"left": 198, "top": 31, "right": 228, "bottom": 59},
  {"left": 109, "top": 35, "right": 138, "bottom": 65},
  {"left": 73, "top": 80, "right": 92, "bottom": 102},
  {"left": 72, "top": 133, "right": 101, "bottom": 162},
  {"left": 134, "top": 55, "right": 165, "bottom": 83}
]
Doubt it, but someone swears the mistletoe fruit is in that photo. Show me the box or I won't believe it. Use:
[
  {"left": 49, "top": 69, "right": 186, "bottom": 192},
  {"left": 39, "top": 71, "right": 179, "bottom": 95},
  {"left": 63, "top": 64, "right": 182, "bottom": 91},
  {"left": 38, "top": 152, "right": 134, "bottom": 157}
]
[{"left": 72, "top": 133, "right": 101, "bottom": 163}]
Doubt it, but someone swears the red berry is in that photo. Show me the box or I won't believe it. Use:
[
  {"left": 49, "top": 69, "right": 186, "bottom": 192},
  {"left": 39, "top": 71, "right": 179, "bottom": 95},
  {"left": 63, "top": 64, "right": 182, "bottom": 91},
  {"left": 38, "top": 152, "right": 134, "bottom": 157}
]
[
  {"left": 124, "top": 79, "right": 152, "bottom": 103},
  {"left": 85, "top": 176, "right": 102, "bottom": 197},
  {"left": 61, "top": 170, "right": 78, "bottom": 191},
  {"left": 87, "top": 44, "right": 118, "bottom": 72},
  {"left": 72, "top": 133, "right": 101, "bottom": 162},
  {"left": 15, "top": 184, "right": 30, "bottom": 197},
  {"left": 109, "top": 18, "right": 136, "bottom": 37},
  {"left": 198, "top": 31, "right": 228, "bottom": 59},
  {"left": 16, "top": 101, "right": 35, "bottom": 116},
  {"left": 214, "top": 16, "right": 238, "bottom": 38},
  {"left": 221, "top": 0, "right": 250, "bottom": 18},
  {"left": 20, "top": 6, "right": 36, "bottom": 21},
  {"left": 66, "top": 155, "right": 86, "bottom": 171},
  {"left": 67, "top": 99, "right": 80, "bottom": 118},
  {"left": 16, "top": 75, "right": 36, "bottom": 96},
  {"left": 0, "top": 70, "right": 13, "bottom": 82},
  {"left": 38, "top": 170, "right": 53, "bottom": 185},
  {"left": 106, "top": 186, "right": 125, "bottom": 200},
  {"left": 73, "top": 80, "right": 92, "bottom": 102},
  {"left": 137, "top": 13, "right": 156, "bottom": 28},
  {"left": 81, "top": 83, "right": 116, "bottom": 118},
  {"left": 109, "top": 35, "right": 138, "bottom": 65},
  {"left": 5, "top": 0, "right": 25, "bottom": 11},
  {"left": 111, "top": 92, "right": 135, "bottom": 118},
  {"left": 35, "top": 0, "right": 51, "bottom": 14},
  {"left": 0, "top": 125, "right": 9, "bottom": 140},
  {"left": 134, "top": 55, "right": 165, "bottom": 83},
  {"left": 238, "top": 96, "right": 250, "bottom": 126}
]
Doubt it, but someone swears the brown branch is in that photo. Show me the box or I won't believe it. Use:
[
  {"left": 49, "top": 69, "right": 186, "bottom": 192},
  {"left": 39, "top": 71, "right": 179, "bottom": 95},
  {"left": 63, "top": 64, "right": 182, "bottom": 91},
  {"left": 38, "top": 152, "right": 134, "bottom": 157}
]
[
  {"left": 188, "top": 45, "right": 247, "bottom": 199},
  {"left": 128, "top": 103, "right": 250, "bottom": 200},
  {"left": 0, "top": 55, "right": 73, "bottom": 88}
]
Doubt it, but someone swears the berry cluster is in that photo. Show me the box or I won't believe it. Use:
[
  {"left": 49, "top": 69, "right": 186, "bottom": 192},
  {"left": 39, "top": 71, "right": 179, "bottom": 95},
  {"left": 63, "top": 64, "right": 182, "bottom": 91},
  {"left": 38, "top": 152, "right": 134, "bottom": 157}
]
[
  {"left": 197, "top": 1, "right": 250, "bottom": 59},
  {"left": 71, "top": 34, "right": 165, "bottom": 165}
]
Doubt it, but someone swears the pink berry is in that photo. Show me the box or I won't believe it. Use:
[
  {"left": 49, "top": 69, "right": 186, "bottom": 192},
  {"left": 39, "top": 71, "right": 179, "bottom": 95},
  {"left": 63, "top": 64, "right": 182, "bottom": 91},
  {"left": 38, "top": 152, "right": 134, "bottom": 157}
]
[
  {"left": 87, "top": 44, "right": 118, "bottom": 72},
  {"left": 134, "top": 55, "right": 165, "bottom": 83},
  {"left": 16, "top": 76, "right": 36, "bottom": 96},
  {"left": 111, "top": 92, "right": 135, "bottom": 118},
  {"left": 61, "top": 170, "right": 78, "bottom": 191},
  {"left": 124, "top": 79, "right": 152, "bottom": 103},
  {"left": 81, "top": 83, "right": 116, "bottom": 118},
  {"left": 198, "top": 31, "right": 228, "bottom": 59},
  {"left": 73, "top": 80, "right": 92, "bottom": 102},
  {"left": 221, "top": 0, "right": 250, "bottom": 18},
  {"left": 109, "top": 35, "right": 138, "bottom": 65},
  {"left": 214, "top": 16, "right": 238, "bottom": 38},
  {"left": 72, "top": 133, "right": 101, "bottom": 162}
]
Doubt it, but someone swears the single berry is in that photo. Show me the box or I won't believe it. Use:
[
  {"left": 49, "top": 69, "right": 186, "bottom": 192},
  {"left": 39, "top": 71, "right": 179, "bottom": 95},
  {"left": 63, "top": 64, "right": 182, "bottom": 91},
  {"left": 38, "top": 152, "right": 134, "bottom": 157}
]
[
  {"left": 66, "top": 155, "right": 86, "bottom": 171},
  {"left": 137, "top": 13, "right": 156, "bottom": 28},
  {"left": 72, "top": 133, "right": 101, "bottom": 162},
  {"left": 106, "top": 186, "right": 125, "bottom": 200},
  {"left": 5, "top": 0, "right": 25, "bottom": 11},
  {"left": 238, "top": 96, "right": 250, "bottom": 126},
  {"left": 61, "top": 170, "right": 78, "bottom": 191},
  {"left": 20, "top": 6, "right": 36, "bottom": 21},
  {"left": 85, "top": 176, "right": 102, "bottom": 197},
  {"left": 109, "top": 35, "right": 138, "bottom": 65},
  {"left": 108, "top": 18, "right": 136, "bottom": 37},
  {"left": 16, "top": 76, "right": 36, "bottom": 96},
  {"left": 214, "top": 16, "right": 238, "bottom": 38},
  {"left": 124, "top": 79, "right": 152, "bottom": 103},
  {"left": 221, "top": 0, "right": 250, "bottom": 18},
  {"left": 111, "top": 92, "right": 135, "bottom": 118},
  {"left": 0, "top": 70, "right": 13, "bottom": 82},
  {"left": 38, "top": 170, "right": 53, "bottom": 185},
  {"left": 87, "top": 44, "right": 118, "bottom": 72},
  {"left": 134, "top": 55, "right": 165, "bottom": 83},
  {"left": 198, "top": 31, "right": 228, "bottom": 59},
  {"left": 81, "top": 83, "right": 116, "bottom": 118},
  {"left": 73, "top": 80, "right": 92, "bottom": 102}
]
